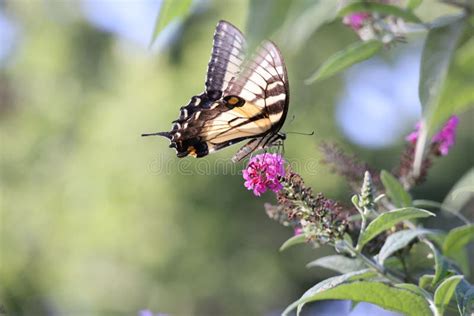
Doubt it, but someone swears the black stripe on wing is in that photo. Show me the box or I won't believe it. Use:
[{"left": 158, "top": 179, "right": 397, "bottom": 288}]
[
  {"left": 226, "top": 41, "right": 289, "bottom": 131},
  {"left": 205, "top": 20, "right": 247, "bottom": 101}
]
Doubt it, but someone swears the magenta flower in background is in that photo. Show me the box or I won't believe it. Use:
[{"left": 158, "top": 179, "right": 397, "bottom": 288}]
[
  {"left": 405, "top": 121, "right": 422, "bottom": 144},
  {"left": 432, "top": 116, "right": 459, "bottom": 156},
  {"left": 243, "top": 153, "right": 285, "bottom": 197},
  {"left": 294, "top": 227, "right": 303, "bottom": 236},
  {"left": 343, "top": 12, "right": 371, "bottom": 30},
  {"left": 405, "top": 115, "right": 459, "bottom": 156}
]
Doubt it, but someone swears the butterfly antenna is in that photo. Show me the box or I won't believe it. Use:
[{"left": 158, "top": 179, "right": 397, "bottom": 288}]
[
  {"left": 286, "top": 130, "right": 315, "bottom": 136},
  {"left": 141, "top": 132, "right": 171, "bottom": 139}
]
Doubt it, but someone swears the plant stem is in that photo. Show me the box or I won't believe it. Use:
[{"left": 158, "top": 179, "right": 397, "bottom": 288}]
[{"left": 343, "top": 240, "right": 404, "bottom": 284}]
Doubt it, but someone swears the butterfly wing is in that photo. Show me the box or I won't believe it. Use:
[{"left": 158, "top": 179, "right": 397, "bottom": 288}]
[
  {"left": 144, "top": 21, "right": 289, "bottom": 160},
  {"left": 201, "top": 40, "right": 289, "bottom": 157},
  {"left": 205, "top": 21, "right": 247, "bottom": 101}
]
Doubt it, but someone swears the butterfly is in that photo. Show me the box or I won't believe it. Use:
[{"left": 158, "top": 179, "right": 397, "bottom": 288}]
[{"left": 142, "top": 20, "right": 289, "bottom": 162}]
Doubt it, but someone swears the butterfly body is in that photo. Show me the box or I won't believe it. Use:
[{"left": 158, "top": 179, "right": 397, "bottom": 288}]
[{"left": 143, "top": 20, "right": 289, "bottom": 162}]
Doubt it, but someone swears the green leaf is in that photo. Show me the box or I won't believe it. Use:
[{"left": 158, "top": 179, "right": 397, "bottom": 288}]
[
  {"left": 279, "top": 234, "right": 305, "bottom": 252},
  {"left": 306, "top": 255, "right": 366, "bottom": 274},
  {"left": 378, "top": 229, "right": 435, "bottom": 264},
  {"left": 246, "top": 0, "right": 293, "bottom": 48},
  {"left": 338, "top": 2, "right": 423, "bottom": 24},
  {"left": 380, "top": 170, "right": 413, "bottom": 207},
  {"left": 279, "top": 0, "right": 339, "bottom": 53},
  {"left": 413, "top": 15, "right": 467, "bottom": 176},
  {"left": 406, "top": 0, "right": 423, "bottom": 10},
  {"left": 289, "top": 281, "right": 432, "bottom": 316},
  {"left": 305, "top": 40, "right": 383, "bottom": 83},
  {"left": 358, "top": 208, "right": 435, "bottom": 249},
  {"left": 419, "top": 16, "right": 474, "bottom": 136},
  {"left": 443, "top": 224, "right": 474, "bottom": 255},
  {"left": 282, "top": 269, "right": 379, "bottom": 316},
  {"left": 442, "top": 225, "right": 474, "bottom": 271},
  {"left": 434, "top": 275, "right": 463, "bottom": 315},
  {"left": 396, "top": 283, "right": 430, "bottom": 299},
  {"left": 425, "top": 240, "right": 451, "bottom": 287},
  {"left": 456, "top": 279, "right": 474, "bottom": 316},
  {"left": 419, "top": 274, "right": 435, "bottom": 290},
  {"left": 150, "top": 0, "right": 193, "bottom": 46},
  {"left": 442, "top": 168, "right": 474, "bottom": 214}
]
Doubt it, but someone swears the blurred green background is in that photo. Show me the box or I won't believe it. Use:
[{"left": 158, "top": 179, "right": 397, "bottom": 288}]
[{"left": 1, "top": 0, "right": 473, "bottom": 315}]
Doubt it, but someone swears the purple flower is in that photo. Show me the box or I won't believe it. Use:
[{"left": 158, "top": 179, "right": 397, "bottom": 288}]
[
  {"left": 343, "top": 12, "right": 371, "bottom": 31},
  {"left": 405, "top": 116, "right": 459, "bottom": 156},
  {"left": 432, "top": 116, "right": 459, "bottom": 156},
  {"left": 405, "top": 121, "right": 422, "bottom": 144},
  {"left": 243, "top": 153, "right": 285, "bottom": 196},
  {"left": 138, "top": 310, "right": 168, "bottom": 316},
  {"left": 294, "top": 227, "right": 303, "bottom": 236}
]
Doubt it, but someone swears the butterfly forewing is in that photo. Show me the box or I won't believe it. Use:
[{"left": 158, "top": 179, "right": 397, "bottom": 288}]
[{"left": 205, "top": 21, "right": 247, "bottom": 100}]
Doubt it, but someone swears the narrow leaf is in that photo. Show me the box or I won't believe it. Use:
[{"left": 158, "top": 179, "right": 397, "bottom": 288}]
[
  {"left": 305, "top": 40, "right": 382, "bottom": 83},
  {"left": 406, "top": 0, "right": 423, "bottom": 10},
  {"left": 282, "top": 269, "right": 376, "bottom": 316},
  {"left": 396, "top": 283, "right": 430, "bottom": 299},
  {"left": 246, "top": 0, "right": 292, "bottom": 48},
  {"left": 378, "top": 229, "right": 435, "bottom": 264},
  {"left": 358, "top": 208, "right": 435, "bottom": 248},
  {"left": 413, "top": 15, "right": 466, "bottom": 176},
  {"left": 425, "top": 240, "right": 450, "bottom": 287},
  {"left": 294, "top": 282, "right": 432, "bottom": 316},
  {"left": 306, "top": 255, "right": 366, "bottom": 274},
  {"left": 442, "top": 168, "right": 474, "bottom": 214},
  {"left": 279, "top": 1, "right": 339, "bottom": 52},
  {"left": 150, "top": 0, "right": 192, "bottom": 46},
  {"left": 456, "top": 279, "right": 474, "bottom": 316},
  {"left": 338, "top": 2, "right": 423, "bottom": 24},
  {"left": 419, "top": 274, "right": 435, "bottom": 289},
  {"left": 440, "top": 224, "right": 472, "bottom": 276},
  {"left": 443, "top": 224, "right": 474, "bottom": 258},
  {"left": 434, "top": 275, "right": 463, "bottom": 315},
  {"left": 279, "top": 234, "right": 305, "bottom": 252},
  {"left": 419, "top": 15, "right": 467, "bottom": 133},
  {"left": 380, "top": 170, "right": 413, "bottom": 207}
]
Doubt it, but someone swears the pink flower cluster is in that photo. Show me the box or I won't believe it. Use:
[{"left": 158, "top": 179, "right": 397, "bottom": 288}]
[
  {"left": 243, "top": 153, "right": 285, "bottom": 197},
  {"left": 406, "top": 116, "right": 459, "bottom": 156},
  {"left": 343, "top": 12, "right": 371, "bottom": 31}
]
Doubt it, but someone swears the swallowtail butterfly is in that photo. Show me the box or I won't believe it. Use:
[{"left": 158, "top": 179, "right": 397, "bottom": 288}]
[{"left": 142, "top": 20, "right": 289, "bottom": 162}]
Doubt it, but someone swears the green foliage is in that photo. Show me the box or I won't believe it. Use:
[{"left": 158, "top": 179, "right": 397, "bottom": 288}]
[
  {"left": 406, "top": 0, "right": 423, "bottom": 10},
  {"left": 305, "top": 40, "right": 383, "bottom": 83},
  {"left": 443, "top": 224, "right": 474, "bottom": 274},
  {"left": 246, "top": 0, "right": 292, "bottom": 47},
  {"left": 418, "top": 14, "right": 467, "bottom": 133},
  {"left": 425, "top": 240, "right": 452, "bottom": 287},
  {"left": 358, "top": 208, "right": 435, "bottom": 249},
  {"left": 378, "top": 229, "right": 435, "bottom": 265},
  {"left": 434, "top": 275, "right": 463, "bottom": 315},
  {"left": 150, "top": 0, "right": 193, "bottom": 45},
  {"left": 279, "top": 234, "right": 306, "bottom": 251},
  {"left": 443, "top": 224, "right": 474, "bottom": 257},
  {"left": 442, "top": 168, "right": 474, "bottom": 214},
  {"left": 282, "top": 269, "right": 378, "bottom": 315},
  {"left": 306, "top": 255, "right": 366, "bottom": 274},
  {"left": 338, "top": 2, "right": 423, "bottom": 23},
  {"left": 381, "top": 170, "right": 413, "bottom": 208},
  {"left": 286, "top": 280, "right": 432, "bottom": 316},
  {"left": 278, "top": 0, "right": 339, "bottom": 53},
  {"left": 456, "top": 279, "right": 474, "bottom": 316}
]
